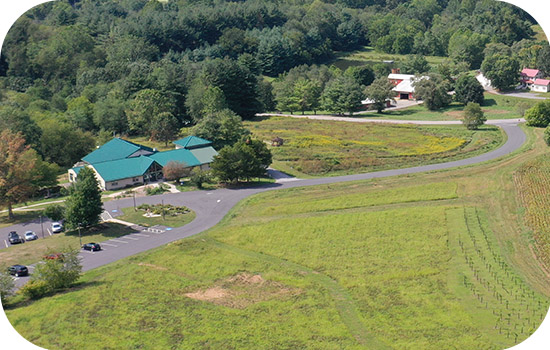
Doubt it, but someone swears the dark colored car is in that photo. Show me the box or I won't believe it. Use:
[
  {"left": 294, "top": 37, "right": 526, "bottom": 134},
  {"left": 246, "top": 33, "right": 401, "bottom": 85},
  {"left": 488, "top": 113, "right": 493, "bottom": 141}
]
[
  {"left": 8, "top": 265, "right": 29, "bottom": 277},
  {"left": 8, "top": 231, "right": 24, "bottom": 244},
  {"left": 44, "top": 253, "right": 64, "bottom": 261},
  {"left": 82, "top": 243, "right": 102, "bottom": 252}
]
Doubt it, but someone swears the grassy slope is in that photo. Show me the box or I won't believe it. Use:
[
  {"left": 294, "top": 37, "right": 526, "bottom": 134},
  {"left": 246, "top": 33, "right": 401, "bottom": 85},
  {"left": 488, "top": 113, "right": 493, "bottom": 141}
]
[
  {"left": 330, "top": 46, "right": 445, "bottom": 71},
  {"left": 245, "top": 116, "right": 503, "bottom": 177},
  {"left": 5, "top": 124, "right": 550, "bottom": 350}
]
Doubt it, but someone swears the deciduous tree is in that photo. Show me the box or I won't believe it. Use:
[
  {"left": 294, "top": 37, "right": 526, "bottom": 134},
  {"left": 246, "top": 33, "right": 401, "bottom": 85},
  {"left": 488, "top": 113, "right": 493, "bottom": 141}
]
[
  {"left": 413, "top": 74, "right": 452, "bottom": 110},
  {"left": 462, "top": 103, "right": 486, "bottom": 130},
  {"left": 363, "top": 77, "right": 395, "bottom": 113},
  {"left": 151, "top": 112, "right": 179, "bottom": 146},
  {"left": 211, "top": 139, "right": 272, "bottom": 183},
  {"left": 163, "top": 161, "right": 190, "bottom": 181},
  {"left": 525, "top": 100, "right": 550, "bottom": 128},
  {"left": 481, "top": 54, "right": 520, "bottom": 91},
  {"left": 321, "top": 76, "right": 364, "bottom": 116},
  {"left": 191, "top": 109, "right": 250, "bottom": 150},
  {"left": 454, "top": 74, "right": 485, "bottom": 105},
  {"left": 0, "top": 130, "right": 40, "bottom": 219}
]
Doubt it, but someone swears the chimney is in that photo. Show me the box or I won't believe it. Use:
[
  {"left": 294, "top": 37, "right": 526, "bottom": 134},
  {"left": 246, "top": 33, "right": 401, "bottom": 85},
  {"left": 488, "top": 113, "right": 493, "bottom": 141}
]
[{"left": 391, "top": 68, "right": 400, "bottom": 74}]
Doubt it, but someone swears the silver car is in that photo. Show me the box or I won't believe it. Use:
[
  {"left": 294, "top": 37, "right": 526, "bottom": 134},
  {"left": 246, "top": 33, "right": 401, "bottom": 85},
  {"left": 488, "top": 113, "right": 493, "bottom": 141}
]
[
  {"left": 51, "top": 222, "right": 63, "bottom": 233},
  {"left": 24, "top": 231, "right": 38, "bottom": 241}
]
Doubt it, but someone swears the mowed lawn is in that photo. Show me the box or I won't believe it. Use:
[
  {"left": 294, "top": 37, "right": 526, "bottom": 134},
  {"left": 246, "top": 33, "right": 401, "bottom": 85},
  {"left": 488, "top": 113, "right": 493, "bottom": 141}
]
[
  {"left": 6, "top": 179, "right": 547, "bottom": 349},
  {"left": 372, "top": 94, "right": 537, "bottom": 121},
  {"left": 245, "top": 116, "right": 502, "bottom": 177}
]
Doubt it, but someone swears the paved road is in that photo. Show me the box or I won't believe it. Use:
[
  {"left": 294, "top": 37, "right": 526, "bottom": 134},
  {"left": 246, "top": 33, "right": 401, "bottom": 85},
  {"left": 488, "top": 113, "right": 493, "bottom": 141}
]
[{"left": 6, "top": 121, "right": 526, "bottom": 288}]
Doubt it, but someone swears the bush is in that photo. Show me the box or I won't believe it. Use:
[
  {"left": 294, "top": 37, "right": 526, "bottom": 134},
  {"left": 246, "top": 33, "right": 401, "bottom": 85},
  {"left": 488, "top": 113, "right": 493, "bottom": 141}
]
[
  {"left": 544, "top": 126, "right": 550, "bottom": 146},
  {"left": 190, "top": 169, "right": 212, "bottom": 189},
  {"left": 525, "top": 100, "right": 550, "bottom": 127},
  {"left": 145, "top": 183, "right": 169, "bottom": 196},
  {"left": 0, "top": 271, "right": 15, "bottom": 303},
  {"left": 462, "top": 102, "right": 486, "bottom": 130},
  {"left": 20, "top": 280, "right": 51, "bottom": 300},
  {"left": 42, "top": 204, "right": 65, "bottom": 222},
  {"left": 137, "top": 203, "right": 189, "bottom": 216}
]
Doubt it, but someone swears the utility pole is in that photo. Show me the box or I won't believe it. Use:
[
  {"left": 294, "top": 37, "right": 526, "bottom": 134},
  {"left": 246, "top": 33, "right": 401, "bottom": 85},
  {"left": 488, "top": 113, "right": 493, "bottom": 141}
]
[
  {"left": 133, "top": 191, "right": 137, "bottom": 211},
  {"left": 78, "top": 224, "right": 82, "bottom": 247},
  {"left": 40, "top": 215, "right": 44, "bottom": 239},
  {"left": 161, "top": 199, "right": 165, "bottom": 221}
]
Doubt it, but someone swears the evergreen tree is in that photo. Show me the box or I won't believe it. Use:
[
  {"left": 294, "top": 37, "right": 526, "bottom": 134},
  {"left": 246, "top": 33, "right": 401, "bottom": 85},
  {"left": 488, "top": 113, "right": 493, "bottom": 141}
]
[{"left": 64, "top": 167, "right": 103, "bottom": 229}]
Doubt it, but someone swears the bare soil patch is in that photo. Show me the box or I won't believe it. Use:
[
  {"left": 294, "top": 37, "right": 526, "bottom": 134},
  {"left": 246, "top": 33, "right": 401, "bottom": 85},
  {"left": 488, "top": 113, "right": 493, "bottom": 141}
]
[{"left": 185, "top": 273, "right": 300, "bottom": 309}]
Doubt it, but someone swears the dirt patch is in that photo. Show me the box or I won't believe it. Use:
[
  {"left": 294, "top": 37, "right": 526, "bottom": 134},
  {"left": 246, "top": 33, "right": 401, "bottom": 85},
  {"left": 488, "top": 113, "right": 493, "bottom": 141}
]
[
  {"left": 185, "top": 273, "right": 300, "bottom": 309},
  {"left": 138, "top": 263, "right": 168, "bottom": 271}
]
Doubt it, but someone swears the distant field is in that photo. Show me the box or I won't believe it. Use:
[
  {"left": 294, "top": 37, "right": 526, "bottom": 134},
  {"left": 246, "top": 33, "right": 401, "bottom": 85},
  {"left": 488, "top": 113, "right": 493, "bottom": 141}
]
[
  {"left": 245, "top": 116, "right": 503, "bottom": 177},
  {"left": 330, "top": 46, "right": 445, "bottom": 71},
  {"left": 514, "top": 154, "right": 550, "bottom": 271},
  {"left": 6, "top": 175, "right": 548, "bottom": 349}
]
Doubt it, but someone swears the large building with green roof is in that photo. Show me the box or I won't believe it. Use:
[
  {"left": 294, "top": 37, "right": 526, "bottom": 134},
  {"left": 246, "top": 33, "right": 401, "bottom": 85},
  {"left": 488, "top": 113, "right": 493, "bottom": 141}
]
[{"left": 69, "top": 137, "right": 218, "bottom": 191}]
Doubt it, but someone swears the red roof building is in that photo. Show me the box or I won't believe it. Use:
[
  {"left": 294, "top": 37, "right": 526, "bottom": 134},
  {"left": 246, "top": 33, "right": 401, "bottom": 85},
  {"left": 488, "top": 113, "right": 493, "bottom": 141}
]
[
  {"left": 532, "top": 78, "right": 550, "bottom": 93},
  {"left": 521, "top": 68, "right": 543, "bottom": 86}
]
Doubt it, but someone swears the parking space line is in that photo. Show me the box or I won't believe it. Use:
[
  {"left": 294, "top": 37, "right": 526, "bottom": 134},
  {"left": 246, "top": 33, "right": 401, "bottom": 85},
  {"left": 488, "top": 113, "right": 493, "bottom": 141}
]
[
  {"left": 109, "top": 239, "right": 128, "bottom": 244},
  {"left": 133, "top": 233, "right": 149, "bottom": 237},
  {"left": 4, "top": 240, "right": 8, "bottom": 248},
  {"left": 101, "top": 242, "right": 117, "bottom": 247},
  {"left": 122, "top": 236, "right": 138, "bottom": 241},
  {"left": 47, "top": 229, "right": 52, "bottom": 236},
  {"left": 81, "top": 250, "right": 95, "bottom": 254}
]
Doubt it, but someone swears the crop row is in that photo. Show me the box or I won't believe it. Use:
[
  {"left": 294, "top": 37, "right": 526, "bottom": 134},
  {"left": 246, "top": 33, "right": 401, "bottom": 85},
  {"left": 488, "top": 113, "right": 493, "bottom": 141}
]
[
  {"left": 514, "top": 155, "right": 550, "bottom": 271},
  {"left": 453, "top": 207, "right": 548, "bottom": 345}
]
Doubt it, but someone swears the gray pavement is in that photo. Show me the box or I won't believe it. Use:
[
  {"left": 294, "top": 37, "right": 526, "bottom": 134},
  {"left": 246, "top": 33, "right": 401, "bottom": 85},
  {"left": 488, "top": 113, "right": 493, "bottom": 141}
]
[{"left": 4, "top": 121, "right": 526, "bottom": 288}]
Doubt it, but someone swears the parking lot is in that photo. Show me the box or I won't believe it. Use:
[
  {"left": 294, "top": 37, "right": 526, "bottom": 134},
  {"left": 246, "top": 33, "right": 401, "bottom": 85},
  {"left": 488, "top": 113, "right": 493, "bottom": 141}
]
[{"left": 1, "top": 216, "right": 56, "bottom": 249}]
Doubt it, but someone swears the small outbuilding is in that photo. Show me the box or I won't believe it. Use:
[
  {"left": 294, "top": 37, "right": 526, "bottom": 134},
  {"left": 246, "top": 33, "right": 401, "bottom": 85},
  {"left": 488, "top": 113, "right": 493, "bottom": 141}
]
[{"left": 531, "top": 78, "right": 550, "bottom": 93}]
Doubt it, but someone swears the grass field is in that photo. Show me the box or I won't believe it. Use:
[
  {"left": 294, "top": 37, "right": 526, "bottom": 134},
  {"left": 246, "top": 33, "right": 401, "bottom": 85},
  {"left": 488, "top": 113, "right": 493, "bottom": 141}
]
[
  {"left": 245, "top": 116, "right": 503, "bottom": 177},
  {"left": 514, "top": 154, "right": 550, "bottom": 271},
  {"left": 118, "top": 207, "right": 196, "bottom": 228},
  {"left": 367, "top": 94, "right": 537, "bottom": 121},
  {"left": 4, "top": 117, "right": 550, "bottom": 350},
  {"left": 6, "top": 172, "right": 549, "bottom": 349},
  {"left": 0, "top": 223, "right": 137, "bottom": 269},
  {"left": 330, "top": 46, "right": 445, "bottom": 72}
]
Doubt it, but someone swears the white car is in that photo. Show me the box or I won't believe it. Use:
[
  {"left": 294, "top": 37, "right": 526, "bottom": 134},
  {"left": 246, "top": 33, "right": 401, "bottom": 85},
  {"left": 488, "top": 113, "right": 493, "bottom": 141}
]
[
  {"left": 51, "top": 222, "right": 63, "bottom": 233},
  {"left": 24, "top": 231, "right": 38, "bottom": 241}
]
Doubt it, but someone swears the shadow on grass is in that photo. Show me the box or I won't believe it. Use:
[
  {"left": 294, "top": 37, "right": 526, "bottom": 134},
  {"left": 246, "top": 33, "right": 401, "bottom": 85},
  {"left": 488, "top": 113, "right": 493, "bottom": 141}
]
[
  {"left": 3, "top": 280, "right": 106, "bottom": 310},
  {"left": 64, "top": 223, "right": 138, "bottom": 238},
  {"left": 482, "top": 98, "right": 498, "bottom": 107}
]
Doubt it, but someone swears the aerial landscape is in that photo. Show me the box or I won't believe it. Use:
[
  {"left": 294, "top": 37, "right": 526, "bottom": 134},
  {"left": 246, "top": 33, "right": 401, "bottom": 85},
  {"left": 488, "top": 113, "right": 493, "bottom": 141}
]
[{"left": 1, "top": 0, "right": 550, "bottom": 349}]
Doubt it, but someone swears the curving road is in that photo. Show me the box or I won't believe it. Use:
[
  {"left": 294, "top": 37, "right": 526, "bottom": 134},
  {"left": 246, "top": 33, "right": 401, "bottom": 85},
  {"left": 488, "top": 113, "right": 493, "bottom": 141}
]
[{"left": 10, "top": 120, "right": 526, "bottom": 287}]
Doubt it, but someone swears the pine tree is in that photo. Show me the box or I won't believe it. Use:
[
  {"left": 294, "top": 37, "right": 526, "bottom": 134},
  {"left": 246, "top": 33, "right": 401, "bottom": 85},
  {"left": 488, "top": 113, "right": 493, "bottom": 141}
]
[{"left": 64, "top": 167, "right": 103, "bottom": 229}]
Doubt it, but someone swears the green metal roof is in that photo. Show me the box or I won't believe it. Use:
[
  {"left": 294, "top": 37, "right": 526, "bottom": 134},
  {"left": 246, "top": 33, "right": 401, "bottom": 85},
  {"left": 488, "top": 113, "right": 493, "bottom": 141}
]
[
  {"left": 83, "top": 138, "right": 154, "bottom": 164},
  {"left": 148, "top": 148, "right": 201, "bottom": 168},
  {"left": 189, "top": 146, "right": 218, "bottom": 164},
  {"left": 91, "top": 157, "right": 158, "bottom": 182},
  {"left": 173, "top": 136, "right": 212, "bottom": 149},
  {"left": 70, "top": 166, "right": 84, "bottom": 175}
]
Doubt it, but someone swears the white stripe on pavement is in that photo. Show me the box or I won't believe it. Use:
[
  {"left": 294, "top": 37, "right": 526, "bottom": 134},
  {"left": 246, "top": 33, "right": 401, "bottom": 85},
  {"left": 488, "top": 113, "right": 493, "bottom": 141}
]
[
  {"left": 109, "top": 239, "right": 128, "bottom": 244},
  {"left": 4, "top": 240, "right": 8, "bottom": 248},
  {"left": 121, "top": 236, "right": 138, "bottom": 241},
  {"left": 132, "top": 233, "right": 149, "bottom": 237},
  {"left": 47, "top": 229, "right": 52, "bottom": 236},
  {"left": 100, "top": 242, "right": 117, "bottom": 247}
]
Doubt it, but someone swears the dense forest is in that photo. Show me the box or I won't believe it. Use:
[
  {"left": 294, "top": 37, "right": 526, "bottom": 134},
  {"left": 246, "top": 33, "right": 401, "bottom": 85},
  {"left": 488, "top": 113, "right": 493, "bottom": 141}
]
[{"left": 0, "top": 0, "right": 547, "bottom": 171}]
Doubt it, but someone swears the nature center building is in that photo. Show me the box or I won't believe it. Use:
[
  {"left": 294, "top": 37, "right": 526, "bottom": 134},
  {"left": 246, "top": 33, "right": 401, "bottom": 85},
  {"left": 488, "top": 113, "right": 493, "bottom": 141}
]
[{"left": 69, "top": 136, "right": 218, "bottom": 191}]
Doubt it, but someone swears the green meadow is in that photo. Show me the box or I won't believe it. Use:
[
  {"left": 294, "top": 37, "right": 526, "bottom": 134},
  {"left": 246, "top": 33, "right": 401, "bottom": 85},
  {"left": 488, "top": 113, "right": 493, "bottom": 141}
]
[
  {"left": 245, "top": 116, "right": 503, "bottom": 177},
  {"left": 6, "top": 157, "right": 550, "bottom": 349}
]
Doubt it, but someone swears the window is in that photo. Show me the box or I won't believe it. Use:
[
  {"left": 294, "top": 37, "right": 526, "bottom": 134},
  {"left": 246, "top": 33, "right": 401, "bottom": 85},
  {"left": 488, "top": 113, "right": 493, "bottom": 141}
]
[
  {"left": 132, "top": 177, "right": 140, "bottom": 182},
  {"left": 111, "top": 182, "right": 118, "bottom": 186}
]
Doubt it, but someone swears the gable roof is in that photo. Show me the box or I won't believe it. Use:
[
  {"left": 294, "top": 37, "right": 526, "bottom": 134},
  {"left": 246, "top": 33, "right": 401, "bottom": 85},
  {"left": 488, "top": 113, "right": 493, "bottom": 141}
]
[
  {"left": 82, "top": 138, "right": 154, "bottom": 164},
  {"left": 91, "top": 157, "right": 159, "bottom": 182},
  {"left": 521, "top": 68, "right": 540, "bottom": 78},
  {"left": 533, "top": 78, "right": 550, "bottom": 86},
  {"left": 148, "top": 148, "right": 201, "bottom": 168},
  {"left": 173, "top": 136, "right": 212, "bottom": 149},
  {"left": 189, "top": 146, "right": 218, "bottom": 164},
  {"left": 388, "top": 73, "right": 415, "bottom": 81}
]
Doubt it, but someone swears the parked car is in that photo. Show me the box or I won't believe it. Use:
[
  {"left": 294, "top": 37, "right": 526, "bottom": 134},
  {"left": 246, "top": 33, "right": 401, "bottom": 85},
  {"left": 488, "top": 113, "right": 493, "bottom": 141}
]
[
  {"left": 44, "top": 253, "right": 64, "bottom": 261},
  {"left": 82, "top": 243, "right": 102, "bottom": 251},
  {"left": 51, "top": 222, "right": 63, "bottom": 233},
  {"left": 8, "top": 265, "right": 29, "bottom": 277},
  {"left": 24, "top": 231, "right": 38, "bottom": 241},
  {"left": 8, "top": 231, "right": 24, "bottom": 244}
]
